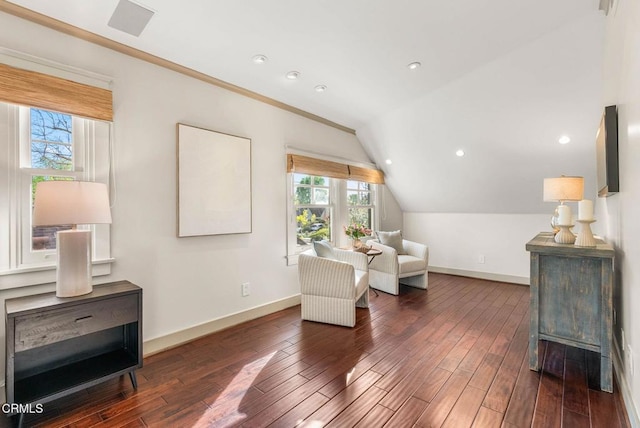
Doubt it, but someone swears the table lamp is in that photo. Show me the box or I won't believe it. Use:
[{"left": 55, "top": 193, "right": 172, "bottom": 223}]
[
  {"left": 543, "top": 176, "right": 584, "bottom": 244},
  {"left": 33, "top": 181, "right": 112, "bottom": 297}
]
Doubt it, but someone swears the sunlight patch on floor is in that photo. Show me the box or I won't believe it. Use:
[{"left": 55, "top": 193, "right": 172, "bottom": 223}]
[{"left": 195, "top": 351, "right": 277, "bottom": 426}]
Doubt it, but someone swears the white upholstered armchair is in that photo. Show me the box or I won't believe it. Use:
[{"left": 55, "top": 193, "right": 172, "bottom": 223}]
[
  {"left": 369, "top": 239, "right": 429, "bottom": 295},
  {"left": 298, "top": 248, "right": 369, "bottom": 327}
]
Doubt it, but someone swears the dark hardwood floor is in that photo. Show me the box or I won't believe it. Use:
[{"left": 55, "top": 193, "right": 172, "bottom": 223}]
[{"left": 12, "top": 273, "right": 630, "bottom": 427}]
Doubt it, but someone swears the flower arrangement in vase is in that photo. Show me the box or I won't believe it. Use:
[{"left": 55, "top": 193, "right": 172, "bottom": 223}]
[{"left": 344, "top": 223, "right": 372, "bottom": 248}]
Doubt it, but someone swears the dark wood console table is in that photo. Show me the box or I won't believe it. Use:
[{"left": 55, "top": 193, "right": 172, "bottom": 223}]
[
  {"left": 5, "top": 280, "right": 142, "bottom": 425},
  {"left": 526, "top": 232, "right": 614, "bottom": 392}
]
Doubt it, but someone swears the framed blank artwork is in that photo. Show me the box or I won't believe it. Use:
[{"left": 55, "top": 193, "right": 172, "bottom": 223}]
[{"left": 177, "top": 123, "right": 252, "bottom": 237}]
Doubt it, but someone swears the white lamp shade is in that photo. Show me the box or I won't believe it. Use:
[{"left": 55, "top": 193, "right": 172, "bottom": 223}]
[
  {"left": 33, "top": 181, "right": 112, "bottom": 226},
  {"left": 543, "top": 177, "right": 584, "bottom": 202}
]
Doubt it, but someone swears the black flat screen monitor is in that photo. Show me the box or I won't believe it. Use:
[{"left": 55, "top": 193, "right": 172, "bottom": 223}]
[{"left": 596, "top": 105, "right": 619, "bottom": 197}]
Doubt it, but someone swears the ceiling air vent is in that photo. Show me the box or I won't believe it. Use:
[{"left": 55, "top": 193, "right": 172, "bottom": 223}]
[{"left": 108, "top": 0, "right": 154, "bottom": 37}]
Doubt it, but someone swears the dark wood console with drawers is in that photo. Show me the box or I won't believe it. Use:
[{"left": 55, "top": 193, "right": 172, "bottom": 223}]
[{"left": 5, "top": 281, "right": 142, "bottom": 425}]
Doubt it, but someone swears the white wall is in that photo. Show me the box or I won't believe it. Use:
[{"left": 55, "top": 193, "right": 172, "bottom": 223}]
[
  {"left": 380, "top": 186, "right": 403, "bottom": 231},
  {"left": 599, "top": 0, "right": 640, "bottom": 424},
  {"left": 0, "top": 11, "right": 401, "bottom": 363},
  {"left": 404, "top": 213, "right": 549, "bottom": 283}
]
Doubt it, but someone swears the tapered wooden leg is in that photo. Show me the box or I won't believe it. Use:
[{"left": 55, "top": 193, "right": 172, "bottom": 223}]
[{"left": 129, "top": 371, "right": 138, "bottom": 389}]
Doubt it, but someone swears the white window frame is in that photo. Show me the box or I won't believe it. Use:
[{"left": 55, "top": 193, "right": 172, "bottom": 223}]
[
  {"left": 287, "top": 174, "right": 337, "bottom": 264},
  {"left": 0, "top": 103, "right": 112, "bottom": 288},
  {"left": 286, "top": 174, "right": 380, "bottom": 266},
  {"left": 346, "top": 180, "right": 376, "bottom": 235},
  {"left": 19, "top": 107, "right": 85, "bottom": 266}
]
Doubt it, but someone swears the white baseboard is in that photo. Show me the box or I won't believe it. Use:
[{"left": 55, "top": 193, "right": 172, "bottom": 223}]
[
  {"left": 428, "top": 266, "right": 529, "bottom": 285},
  {"left": 613, "top": 335, "right": 640, "bottom": 427},
  {"left": 143, "top": 294, "right": 301, "bottom": 356}
]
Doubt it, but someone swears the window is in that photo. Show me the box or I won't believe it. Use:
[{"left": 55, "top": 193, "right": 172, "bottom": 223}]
[
  {"left": 347, "top": 180, "right": 375, "bottom": 230},
  {"left": 285, "top": 153, "right": 384, "bottom": 264},
  {"left": 30, "top": 108, "right": 74, "bottom": 170},
  {"left": 19, "top": 107, "right": 89, "bottom": 266},
  {"left": 292, "top": 173, "right": 334, "bottom": 253},
  {"left": 0, "top": 102, "right": 112, "bottom": 278},
  {"left": 29, "top": 109, "right": 76, "bottom": 252}
]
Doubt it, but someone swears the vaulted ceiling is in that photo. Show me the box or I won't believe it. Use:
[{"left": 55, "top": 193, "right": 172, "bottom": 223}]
[{"left": 3, "top": 0, "right": 606, "bottom": 213}]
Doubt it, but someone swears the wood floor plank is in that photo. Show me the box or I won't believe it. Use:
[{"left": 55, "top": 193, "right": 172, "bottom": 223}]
[
  {"left": 254, "top": 360, "right": 311, "bottom": 393},
  {"left": 383, "top": 396, "right": 429, "bottom": 427},
  {"left": 93, "top": 396, "right": 168, "bottom": 427},
  {"left": 318, "top": 339, "right": 399, "bottom": 398},
  {"left": 144, "top": 400, "right": 210, "bottom": 427},
  {"left": 563, "top": 409, "right": 591, "bottom": 427},
  {"left": 563, "top": 356, "right": 589, "bottom": 416},
  {"left": 116, "top": 419, "right": 146, "bottom": 428},
  {"left": 32, "top": 391, "right": 126, "bottom": 428},
  {"left": 412, "top": 367, "right": 453, "bottom": 403},
  {"left": 590, "top": 388, "right": 623, "bottom": 428},
  {"left": 481, "top": 312, "right": 529, "bottom": 412},
  {"left": 502, "top": 343, "right": 543, "bottom": 427},
  {"left": 24, "top": 273, "right": 630, "bottom": 428},
  {"left": 472, "top": 406, "right": 504, "bottom": 427},
  {"left": 252, "top": 392, "right": 329, "bottom": 428},
  {"left": 531, "top": 342, "right": 565, "bottom": 428},
  {"left": 354, "top": 404, "right": 394, "bottom": 428},
  {"left": 205, "top": 374, "right": 307, "bottom": 427},
  {"left": 301, "top": 370, "right": 381, "bottom": 425},
  {"left": 236, "top": 349, "right": 379, "bottom": 427},
  {"left": 468, "top": 351, "right": 505, "bottom": 391},
  {"left": 441, "top": 385, "right": 486, "bottom": 428},
  {"left": 378, "top": 338, "right": 456, "bottom": 410},
  {"left": 98, "top": 378, "right": 181, "bottom": 419},
  {"left": 325, "top": 385, "right": 387, "bottom": 427},
  {"left": 438, "top": 334, "right": 477, "bottom": 372},
  {"left": 414, "top": 369, "right": 473, "bottom": 427}
]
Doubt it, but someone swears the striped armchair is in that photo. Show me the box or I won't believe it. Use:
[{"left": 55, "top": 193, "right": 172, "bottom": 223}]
[
  {"left": 369, "top": 239, "right": 429, "bottom": 295},
  {"left": 298, "top": 249, "right": 370, "bottom": 327}
]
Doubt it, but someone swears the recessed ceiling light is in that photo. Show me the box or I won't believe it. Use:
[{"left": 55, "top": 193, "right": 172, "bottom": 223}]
[
  {"left": 456, "top": 150, "right": 465, "bottom": 157},
  {"left": 407, "top": 61, "right": 421, "bottom": 70},
  {"left": 286, "top": 71, "right": 300, "bottom": 80},
  {"left": 315, "top": 85, "right": 327, "bottom": 92},
  {"left": 252, "top": 54, "right": 268, "bottom": 64},
  {"left": 385, "top": 159, "right": 392, "bottom": 165},
  {"left": 559, "top": 135, "right": 571, "bottom": 144}
]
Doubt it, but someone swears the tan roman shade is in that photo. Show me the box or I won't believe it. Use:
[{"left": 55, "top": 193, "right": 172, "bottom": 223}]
[
  {"left": 348, "top": 165, "right": 385, "bottom": 184},
  {"left": 0, "top": 63, "right": 113, "bottom": 121},
  {"left": 287, "top": 154, "right": 384, "bottom": 184}
]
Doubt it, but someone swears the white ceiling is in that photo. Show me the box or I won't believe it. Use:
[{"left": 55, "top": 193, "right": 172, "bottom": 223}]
[{"left": 6, "top": 0, "right": 606, "bottom": 213}]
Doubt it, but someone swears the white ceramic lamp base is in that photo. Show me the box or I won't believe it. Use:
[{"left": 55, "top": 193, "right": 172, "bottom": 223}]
[
  {"left": 554, "top": 225, "right": 576, "bottom": 244},
  {"left": 575, "top": 219, "right": 597, "bottom": 247},
  {"left": 56, "top": 229, "right": 93, "bottom": 297}
]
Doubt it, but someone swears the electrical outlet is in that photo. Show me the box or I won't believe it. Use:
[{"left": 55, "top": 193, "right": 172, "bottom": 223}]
[
  {"left": 628, "top": 345, "right": 634, "bottom": 376},
  {"left": 478, "top": 255, "right": 485, "bottom": 264},
  {"left": 242, "top": 282, "right": 250, "bottom": 297}
]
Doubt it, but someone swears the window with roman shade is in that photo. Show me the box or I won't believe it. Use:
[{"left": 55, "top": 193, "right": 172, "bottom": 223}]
[
  {"left": 0, "top": 57, "right": 114, "bottom": 287},
  {"left": 286, "top": 153, "right": 384, "bottom": 264}
]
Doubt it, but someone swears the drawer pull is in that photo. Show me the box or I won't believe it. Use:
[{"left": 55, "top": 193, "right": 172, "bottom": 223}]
[{"left": 75, "top": 315, "right": 93, "bottom": 323}]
